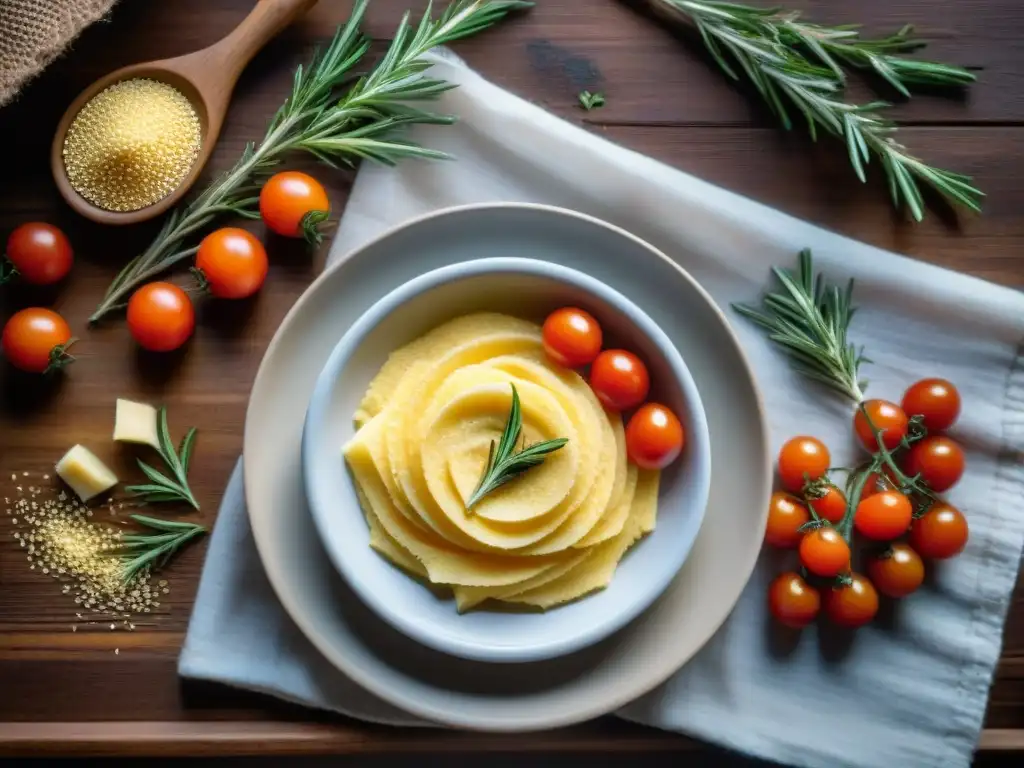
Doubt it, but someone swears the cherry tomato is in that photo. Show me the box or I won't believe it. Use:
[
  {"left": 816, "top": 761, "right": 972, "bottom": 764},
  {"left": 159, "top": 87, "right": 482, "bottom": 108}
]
[
  {"left": 799, "top": 526, "right": 850, "bottom": 577},
  {"left": 902, "top": 378, "right": 961, "bottom": 433},
  {"left": 855, "top": 490, "right": 912, "bottom": 541},
  {"left": 909, "top": 502, "right": 969, "bottom": 559},
  {"left": 764, "top": 492, "right": 810, "bottom": 549},
  {"left": 195, "top": 227, "right": 269, "bottom": 299},
  {"left": 4, "top": 222, "right": 73, "bottom": 285},
  {"left": 2, "top": 308, "right": 74, "bottom": 373},
  {"left": 768, "top": 572, "right": 821, "bottom": 628},
  {"left": 825, "top": 573, "right": 879, "bottom": 628},
  {"left": 259, "top": 171, "right": 330, "bottom": 239},
  {"left": 589, "top": 349, "right": 650, "bottom": 410},
  {"left": 127, "top": 282, "right": 195, "bottom": 352},
  {"left": 808, "top": 485, "right": 846, "bottom": 524},
  {"left": 902, "top": 435, "right": 965, "bottom": 492},
  {"left": 854, "top": 399, "right": 909, "bottom": 451},
  {"left": 542, "top": 307, "right": 602, "bottom": 367},
  {"left": 625, "top": 403, "right": 684, "bottom": 469},
  {"left": 867, "top": 543, "right": 925, "bottom": 598},
  {"left": 778, "top": 436, "right": 830, "bottom": 492}
]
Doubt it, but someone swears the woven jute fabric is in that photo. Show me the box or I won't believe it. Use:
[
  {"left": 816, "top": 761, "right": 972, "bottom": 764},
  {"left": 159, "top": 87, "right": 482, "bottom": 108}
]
[{"left": 0, "top": 0, "right": 118, "bottom": 108}]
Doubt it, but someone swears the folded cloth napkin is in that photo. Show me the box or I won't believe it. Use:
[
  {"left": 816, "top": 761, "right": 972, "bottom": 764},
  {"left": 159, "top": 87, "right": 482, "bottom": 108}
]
[{"left": 180, "top": 51, "right": 1024, "bottom": 768}]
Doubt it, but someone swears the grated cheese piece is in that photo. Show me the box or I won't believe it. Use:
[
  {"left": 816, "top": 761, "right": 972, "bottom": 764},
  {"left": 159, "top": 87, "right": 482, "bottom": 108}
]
[
  {"left": 55, "top": 445, "right": 118, "bottom": 502},
  {"left": 113, "top": 398, "right": 160, "bottom": 449}
]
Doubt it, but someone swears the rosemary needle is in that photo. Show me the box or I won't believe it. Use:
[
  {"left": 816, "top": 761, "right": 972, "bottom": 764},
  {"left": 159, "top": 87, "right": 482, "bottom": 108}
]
[
  {"left": 124, "top": 407, "right": 200, "bottom": 510},
  {"left": 465, "top": 384, "right": 568, "bottom": 509},
  {"left": 90, "top": 0, "right": 532, "bottom": 323},
  {"left": 733, "top": 249, "right": 868, "bottom": 404},
  {"left": 578, "top": 90, "right": 606, "bottom": 110}
]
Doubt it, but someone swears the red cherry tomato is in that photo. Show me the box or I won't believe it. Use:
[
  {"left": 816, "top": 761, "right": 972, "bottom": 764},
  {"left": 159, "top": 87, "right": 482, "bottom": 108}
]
[
  {"left": 825, "top": 573, "right": 879, "bottom": 627},
  {"left": 127, "top": 282, "right": 195, "bottom": 352},
  {"left": 764, "top": 492, "right": 810, "bottom": 549},
  {"left": 867, "top": 543, "right": 925, "bottom": 598},
  {"left": 778, "top": 436, "right": 830, "bottom": 492},
  {"left": 855, "top": 490, "right": 913, "bottom": 541},
  {"left": 799, "top": 526, "right": 850, "bottom": 577},
  {"left": 808, "top": 485, "right": 846, "bottom": 524},
  {"left": 541, "top": 307, "right": 602, "bottom": 367},
  {"left": 195, "top": 227, "right": 269, "bottom": 299},
  {"left": 854, "top": 400, "right": 909, "bottom": 451},
  {"left": 259, "top": 171, "right": 330, "bottom": 239},
  {"left": 854, "top": 399, "right": 909, "bottom": 451},
  {"left": 909, "top": 503, "right": 969, "bottom": 559},
  {"left": 902, "top": 435, "right": 965, "bottom": 492},
  {"left": 902, "top": 378, "right": 961, "bottom": 433},
  {"left": 4, "top": 222, "right": 73, "bottom": 285},
  {"left": 768, "top": 572, "right": 821, "bottom": 628},
  {"left": 625, "top": 403, "right": 684, "bottom": 469},
  {"left": 589, "top": 349, "right": 650, "bottom": 410},
  {"left": 2, "top": 308, "right": 74, "bottom": 373}
]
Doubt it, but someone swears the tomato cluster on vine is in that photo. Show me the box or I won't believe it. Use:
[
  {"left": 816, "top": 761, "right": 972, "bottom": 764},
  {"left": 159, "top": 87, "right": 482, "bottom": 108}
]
[{"left": 766, "top": 378, "right": 969, "bottom": 629}]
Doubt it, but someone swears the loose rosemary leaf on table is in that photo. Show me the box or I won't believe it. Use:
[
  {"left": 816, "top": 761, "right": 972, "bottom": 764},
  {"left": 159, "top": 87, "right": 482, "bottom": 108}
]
[
  {"left": 652, "top": 0, "right": 982, "bottom": 221},
  {"left": 91, "top": 0, "right": 532, "bottom": 323},
  {"left": 124, "top": 406, "right": 200, "bottom": 510},
  {"left": 733, "top": 249, "right": 868, "bottom": 404}
]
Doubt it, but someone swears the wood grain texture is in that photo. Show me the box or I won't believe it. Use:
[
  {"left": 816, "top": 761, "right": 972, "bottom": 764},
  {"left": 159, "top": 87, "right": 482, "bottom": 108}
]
[{"left": 1, "top": 0, "right": 1022, "bottom": 758}]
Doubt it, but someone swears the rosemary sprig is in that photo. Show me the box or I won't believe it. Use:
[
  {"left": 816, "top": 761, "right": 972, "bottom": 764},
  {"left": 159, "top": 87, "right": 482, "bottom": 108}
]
[
  {"left": 90, "top": 0, "right": 530, "bottom": 323},
  {"left": 656, "top": 0, "right": 983, "bottom": 221},
  {"left": 124, "top": 407, "right": 200, "bottom": 510},
  {"left": 117, "top": 514, "right": 207, "bottom": 583},
  {"left": 733, "top": 249, "right": 868, "bottom": 404},
  {"left": 465, "top": 384, "right": 568, "bottom": 509}
]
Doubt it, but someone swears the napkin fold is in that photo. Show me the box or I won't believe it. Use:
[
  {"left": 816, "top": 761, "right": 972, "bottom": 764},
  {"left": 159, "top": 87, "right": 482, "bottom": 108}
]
[{"left": 180, "top": 51, "right": 1024, "bottom": 768}]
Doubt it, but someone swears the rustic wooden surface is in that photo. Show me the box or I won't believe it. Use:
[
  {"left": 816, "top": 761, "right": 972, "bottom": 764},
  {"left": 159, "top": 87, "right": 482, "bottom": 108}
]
[{"left": 1, "top": 0, "right": 1022, "bottom": 761}]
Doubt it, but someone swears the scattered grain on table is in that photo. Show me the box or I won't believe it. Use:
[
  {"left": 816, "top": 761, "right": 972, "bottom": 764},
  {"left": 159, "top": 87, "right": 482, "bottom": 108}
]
[{"left": 3, "top": 472, "right": 171, "bottom": 630}]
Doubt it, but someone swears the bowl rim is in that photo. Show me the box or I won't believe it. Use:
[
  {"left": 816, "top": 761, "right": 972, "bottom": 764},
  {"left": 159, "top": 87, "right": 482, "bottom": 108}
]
[{"left": 301, "top": 255, "right": 713, "bottom": 663}]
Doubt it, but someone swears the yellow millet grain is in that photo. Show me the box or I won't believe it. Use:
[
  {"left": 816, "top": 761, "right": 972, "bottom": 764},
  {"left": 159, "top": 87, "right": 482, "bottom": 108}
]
[
  {"left": 5, "top": 481, "right": 162, "bottom": 621},
  {"left": 63, "top": 78, "right": 201, "bottom": 212}
]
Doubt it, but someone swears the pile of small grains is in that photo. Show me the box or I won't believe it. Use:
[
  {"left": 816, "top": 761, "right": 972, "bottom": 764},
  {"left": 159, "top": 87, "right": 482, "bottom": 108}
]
[
  {"left": 62, "top": 78, "right": 202, "bottom": 212},
  {"left": 4, "top": 474, "right": 167, "bottom": 630}
]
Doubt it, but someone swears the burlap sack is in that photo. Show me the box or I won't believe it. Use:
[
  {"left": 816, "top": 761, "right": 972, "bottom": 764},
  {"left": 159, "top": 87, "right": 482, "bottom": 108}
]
[{"left": 1, "top": 0, "right": 118, "bottom": 107}]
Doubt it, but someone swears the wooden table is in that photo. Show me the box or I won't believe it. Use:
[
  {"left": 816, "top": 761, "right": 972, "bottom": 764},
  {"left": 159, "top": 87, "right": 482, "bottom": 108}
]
[{"left": 1, "top": 0, "right": 1022, "bottom": 760}]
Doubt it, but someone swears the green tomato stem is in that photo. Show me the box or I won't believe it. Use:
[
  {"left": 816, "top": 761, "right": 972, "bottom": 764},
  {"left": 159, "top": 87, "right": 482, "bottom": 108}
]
[{"left": 840, "top": 462, "right": 878, "bottom": 542}]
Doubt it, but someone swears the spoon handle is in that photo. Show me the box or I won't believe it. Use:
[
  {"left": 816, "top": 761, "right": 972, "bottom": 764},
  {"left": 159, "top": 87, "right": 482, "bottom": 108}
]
[{"left": 184, "top": 0, "right": 319, "bottom": 85}]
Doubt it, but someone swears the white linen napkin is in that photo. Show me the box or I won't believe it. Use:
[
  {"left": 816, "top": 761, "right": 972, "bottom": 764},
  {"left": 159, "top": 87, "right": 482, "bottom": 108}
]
[{"left": 179, "top": 51, "right": 1024, "bottom": 768}]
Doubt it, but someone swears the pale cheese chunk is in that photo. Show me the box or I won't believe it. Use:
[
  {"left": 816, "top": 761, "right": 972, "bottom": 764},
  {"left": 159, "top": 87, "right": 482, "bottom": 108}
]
[
  {"left": 113, "top": 398, "right": 160, "bottom": 449},
  {"left": 56, "top": 445, "right": 118, "bottom": 502}
]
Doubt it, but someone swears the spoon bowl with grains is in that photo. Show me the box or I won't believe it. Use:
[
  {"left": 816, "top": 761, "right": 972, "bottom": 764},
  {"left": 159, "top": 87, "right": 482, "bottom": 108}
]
[{"left": 50, "top": 0, "right": 317, "bottom": 225}]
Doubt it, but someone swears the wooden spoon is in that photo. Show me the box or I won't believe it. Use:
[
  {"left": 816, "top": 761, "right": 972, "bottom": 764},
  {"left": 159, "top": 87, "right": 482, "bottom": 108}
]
[{"left": 51, "top": 0, "right": 318, "bottom": 226}]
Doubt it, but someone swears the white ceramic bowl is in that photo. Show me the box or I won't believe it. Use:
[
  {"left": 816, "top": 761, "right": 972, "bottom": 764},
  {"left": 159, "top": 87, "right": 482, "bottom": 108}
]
[{"left": 302, "top": 256, "right": 712, "bottom": 663}]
